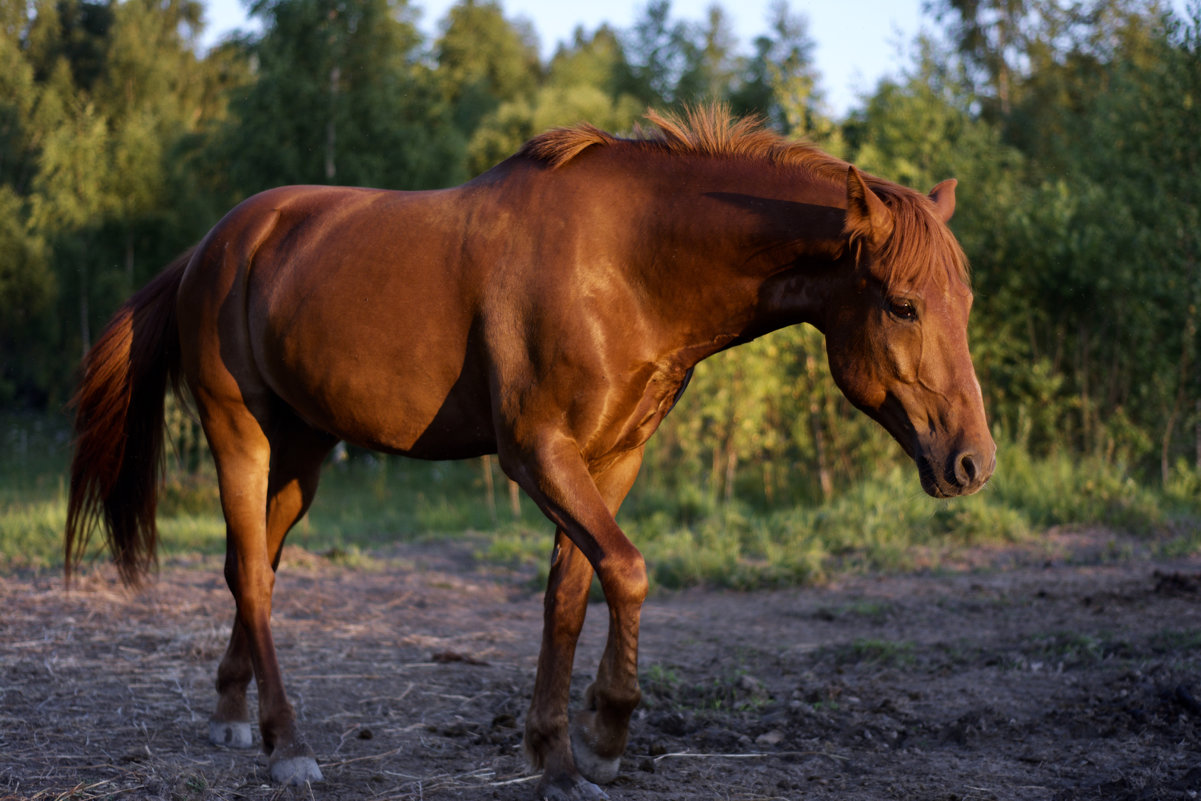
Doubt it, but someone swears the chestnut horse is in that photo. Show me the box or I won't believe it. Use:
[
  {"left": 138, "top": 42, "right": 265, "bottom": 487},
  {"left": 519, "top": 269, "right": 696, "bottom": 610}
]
[{"left": 66, "top": 107, "right": 994, "bottom": 800}]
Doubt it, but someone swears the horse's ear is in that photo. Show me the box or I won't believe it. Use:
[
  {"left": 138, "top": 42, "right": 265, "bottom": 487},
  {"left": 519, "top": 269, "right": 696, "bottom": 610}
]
[
  {"left": 929, "top": 178, "right": 957, "bottom": 223},
  {"left": 845, "top": 166, "right": 894, "bottom": 251}
]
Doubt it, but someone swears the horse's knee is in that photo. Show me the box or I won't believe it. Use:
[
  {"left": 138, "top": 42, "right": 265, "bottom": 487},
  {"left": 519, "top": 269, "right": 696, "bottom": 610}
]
[{"left": 597, "top": 548, "right": 648, "bottom": 609}]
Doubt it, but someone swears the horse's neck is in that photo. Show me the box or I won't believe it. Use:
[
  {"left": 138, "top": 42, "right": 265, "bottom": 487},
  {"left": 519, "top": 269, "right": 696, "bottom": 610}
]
[{"left": 622, "top": 156, "right": 846, "bottom": 354}]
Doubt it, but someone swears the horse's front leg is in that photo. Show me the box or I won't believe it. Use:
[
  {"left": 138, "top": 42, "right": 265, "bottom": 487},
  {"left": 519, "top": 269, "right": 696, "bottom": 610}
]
[
  {"left": 515, "top": 445, "right": 645, "bottom": 800},
  {"left": 525, "top": 531, "right": 598, "bottom": 796}
]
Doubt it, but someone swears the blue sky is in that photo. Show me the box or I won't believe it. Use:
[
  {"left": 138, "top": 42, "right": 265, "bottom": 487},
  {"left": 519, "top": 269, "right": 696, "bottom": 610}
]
[{"left": 199, "top": 0, "right": 1187, "bottom": 118}]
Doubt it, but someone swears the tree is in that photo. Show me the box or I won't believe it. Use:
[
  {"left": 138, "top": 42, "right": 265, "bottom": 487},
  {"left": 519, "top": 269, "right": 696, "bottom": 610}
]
[
  {"left": 909, "top": 0, "right": 1195, "bottom": 474},
  {"left": 672, "top": 4, "right": 741, "bottom": 104},
  {"left": 465, "top": 26, "right": 643, "bottom": 173},
  {"left": 0, "top": 186, "right": 54, "bottom": 404},
  {"left": 923, "top": 0, "right": 1033, "bottom": 116},
  {"left": 0, "top": 0, "right": 240, "bottom": 404},
  {"left": 729, "top": 0, "right": 824, "bottom": 136},
  {"left": 218, "top": 0, "right": 463, "bottom": 194},
  {"left": 435, "top": 0, "right": 541, "bottom": 137},
  {"left": 619, "top": 0, "right": 697, "bottom": 106}
]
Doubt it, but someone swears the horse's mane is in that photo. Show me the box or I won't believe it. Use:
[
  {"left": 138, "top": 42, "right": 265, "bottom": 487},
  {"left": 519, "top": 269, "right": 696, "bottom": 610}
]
[{"left": 520, "top": 105, "right": 970, "bottom": 288}]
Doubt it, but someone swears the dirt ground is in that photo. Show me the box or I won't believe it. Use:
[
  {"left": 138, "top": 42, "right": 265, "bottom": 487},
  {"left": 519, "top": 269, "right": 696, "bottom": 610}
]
[{"left": 3, "top": 529, "right": 1201, "bottom": 801}]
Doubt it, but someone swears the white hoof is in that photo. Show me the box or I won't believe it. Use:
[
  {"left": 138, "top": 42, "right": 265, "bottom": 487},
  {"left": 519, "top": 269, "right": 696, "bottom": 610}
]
[
  {"left": 571, "top": 737, "right": 621, "bottom": 785},
  {"left": 538, "top": 775, "right": 609, "bottom": 801},
  {"left": 269, "top": 755, "right": 324, "bottom": 785},
  {"left": 208, "top": 720, "right": 254, "bottom": 749}
]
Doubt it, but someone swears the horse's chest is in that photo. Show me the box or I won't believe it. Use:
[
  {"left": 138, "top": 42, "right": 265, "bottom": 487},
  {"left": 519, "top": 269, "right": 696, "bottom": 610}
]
[{"left": 600, "top": 366, "right": 694, "bottom": 455}]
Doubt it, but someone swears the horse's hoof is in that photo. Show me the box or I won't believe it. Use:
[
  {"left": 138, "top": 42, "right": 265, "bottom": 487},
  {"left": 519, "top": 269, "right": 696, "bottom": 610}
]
[
  {"left": 269, "top": 755, "right": 324, "bottom": 785},
  {"left": 537, "top": 774, "right": 609, "bottom": 801},
  {"left": 571, "top": 738, "right": 621, "bottom": 785},
  {"left": 570, "top": 718, "right": 622, "bottom": 784},
  {"left": 208, "top": 719, "right": 254, "bottom": 749}
]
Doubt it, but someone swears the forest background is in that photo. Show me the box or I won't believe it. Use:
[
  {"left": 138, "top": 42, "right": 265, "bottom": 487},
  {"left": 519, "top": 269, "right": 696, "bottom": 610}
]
[{"left": 2, "top": 0, "right": 1201, "bottom": 585}]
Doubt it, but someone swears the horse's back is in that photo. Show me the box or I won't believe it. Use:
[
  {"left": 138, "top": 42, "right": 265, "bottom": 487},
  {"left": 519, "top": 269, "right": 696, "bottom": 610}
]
[{"left": 178, "top": 184, "right": 498, "bottom": 457}]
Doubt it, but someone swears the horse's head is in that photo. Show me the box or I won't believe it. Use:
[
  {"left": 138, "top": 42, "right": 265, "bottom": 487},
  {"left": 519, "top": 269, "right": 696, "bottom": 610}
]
[{"left": 822, "top": 167, "right": 995, "bottom": 498}]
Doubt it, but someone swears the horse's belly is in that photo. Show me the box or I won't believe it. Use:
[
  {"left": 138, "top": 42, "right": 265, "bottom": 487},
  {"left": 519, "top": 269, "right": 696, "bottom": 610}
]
[
  {"left": 255, "top": 290, "right": 496, "bottom": 459},
  {"left": 240, "top": 198, "right": 496, "bottom": 459},
  {"left": 273, "top": 361, "right": 498, "bottom": 460}
]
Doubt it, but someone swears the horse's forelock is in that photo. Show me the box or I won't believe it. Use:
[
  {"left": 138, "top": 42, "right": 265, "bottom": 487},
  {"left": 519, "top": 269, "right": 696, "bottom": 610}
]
[{"left": 870, "top": 188, "right": 971, "bottom": 292}]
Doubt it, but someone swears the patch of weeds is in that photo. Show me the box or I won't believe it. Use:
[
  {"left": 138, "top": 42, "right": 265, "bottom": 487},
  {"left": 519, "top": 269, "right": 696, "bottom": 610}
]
[
  {"left": 931, "top": 639, "right": 988, "bottom": 670},
  {"left": 827, "top": 638, "right": 917, "bottom": 669},
  {"left": 158, "top": 472, "right": 221, "bottom": 517},
  {"left": 641, "top": 663, "right": 683, "bottom": 707},
  {"left": 173, "top": 772, "right": 209, "bottom": 799},
  {"left": 658, "top": 667, "right": 774, "bottom": 714},
  {"left": 1150, "top": 628, "right": 1201, "bottom": 656},
  {"left": 0, "top": 497, "right": 66, "bottom": 570},
  {"left": 929, "top": 496, "right": 1030, "bottom": 544},
  {"left": 814, "top": 599, "right": 895, "bottom": 624},
  {"left": 1157, "top": 524, "right": 1201, "bottom": 559},
  {"left": 320, "top": 545, "right": 384, "bottom": 570},
  {"left": 482, "top": 525, "right": 549, "bottom": 587},
  {"left": 695, "top": 671, "right": 772, "bottom": 712},
  {"left": 792, "top": 681, "right": 846, "bottom": 712},
  {"left": 1018, "top": 631, "right": 1117, "bottom": 670},
  {"left": 990, "top": 447, "right": 1165, "bottom": 533}
]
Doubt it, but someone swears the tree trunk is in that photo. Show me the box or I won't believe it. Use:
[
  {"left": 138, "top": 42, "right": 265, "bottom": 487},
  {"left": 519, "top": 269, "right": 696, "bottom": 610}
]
[
  {"left": 723, "top": 441, "right": 737, "bottom": 506},
  {"left": 79, "top": 263, "right": 90, "bottom": 358},
  {"left": 1195, "top": 398, "right": 1200, "bottom": 473},
  {"left": 125, "top": 232, "right": 135, "bottom": 294},
  {"left": 1162, "top": 310, "right": 1196, "bottom": 485},
  {"left": 481, "top": 455, "right": 497, "bottom": 524},
  {"left": 508, "top": 477, "right": 521, "bottom": 519},
  {"left": 806, "top": 352, "right": 833, "bottom": 500},
  {"left": 325, "top": 65, "right": 340, "bottom": 181}
]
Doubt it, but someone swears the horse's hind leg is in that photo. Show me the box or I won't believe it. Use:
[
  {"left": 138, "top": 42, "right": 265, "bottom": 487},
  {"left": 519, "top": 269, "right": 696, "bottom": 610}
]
[
  {"left": 208, "top": 414, "right": 336, "bottom": 754},
  {"left": 200, "top": 397, "right": 333, "bottom": 786}
]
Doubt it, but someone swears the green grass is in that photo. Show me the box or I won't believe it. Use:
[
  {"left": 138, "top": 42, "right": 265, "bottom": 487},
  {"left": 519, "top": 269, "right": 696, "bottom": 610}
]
[
  {"left": 828, "top": 638, "right": 918, "bottom": 669},
  {"left": 2, "top": 414, "right": 1199, "bottom": 586},
  {"left": 0, "top": 414, "right": 542, "bottom": 572},
  {"left": 1, "top": 412, "right": 72, "bottom": 572}
]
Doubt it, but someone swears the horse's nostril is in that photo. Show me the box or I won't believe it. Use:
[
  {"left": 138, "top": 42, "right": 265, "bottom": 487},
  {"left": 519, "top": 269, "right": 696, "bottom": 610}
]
[{"left": 954, "top": 452, "right": 978, "bottom": 486}]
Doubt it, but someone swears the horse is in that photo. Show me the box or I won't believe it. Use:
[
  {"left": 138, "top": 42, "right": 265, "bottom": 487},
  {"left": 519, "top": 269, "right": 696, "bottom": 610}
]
[{"left": 65, "top": 106, "right": 995, "bottom": 800}]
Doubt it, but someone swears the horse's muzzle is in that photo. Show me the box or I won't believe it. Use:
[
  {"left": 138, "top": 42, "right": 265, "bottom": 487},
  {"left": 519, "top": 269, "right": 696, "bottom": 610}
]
[{"left": 917, "top": 443, "right": 996, "bottom": 498}]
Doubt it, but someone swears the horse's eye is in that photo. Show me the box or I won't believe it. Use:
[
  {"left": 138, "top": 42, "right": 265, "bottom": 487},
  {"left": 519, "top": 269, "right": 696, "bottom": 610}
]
[{"left": 888, "top": 298, "right": 918, "bottom": 321}]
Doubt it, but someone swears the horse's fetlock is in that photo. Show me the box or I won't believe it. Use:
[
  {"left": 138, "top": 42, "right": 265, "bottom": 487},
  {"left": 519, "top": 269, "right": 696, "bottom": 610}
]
[{"left": 583, "top": 682, "right": 641, "bottom": 723}]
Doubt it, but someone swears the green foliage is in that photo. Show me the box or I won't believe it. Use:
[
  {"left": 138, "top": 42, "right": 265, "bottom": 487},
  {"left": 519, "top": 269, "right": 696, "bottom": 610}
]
[
  {"left": 0, "top": 412, "right": 69, "bottom": 571},
  {"left": 436, "top": 0, "right": 540, "bottom": 135},
  {"left": 987, "top": 443, "right": 1166, "bottom": 532},
  {"left": 217, "top": 0, "right": 464, "bottom": 192},
  {"left": 918, "top": 0, "right": 1201, "bottom": 481},
  {"left": 0, "top": 187, "right": 53, "bottom": 403},
  {"left": 1, "top": 410, "right": 1196, "bottom": 587},
  {"left": 2, "top": 0, "right": 1199, "bottom": 586}
]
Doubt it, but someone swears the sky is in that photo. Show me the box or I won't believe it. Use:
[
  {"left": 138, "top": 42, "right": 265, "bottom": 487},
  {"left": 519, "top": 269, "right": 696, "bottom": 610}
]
[{"left": 199, "top": 0, "right": 930, "bottom": 117}]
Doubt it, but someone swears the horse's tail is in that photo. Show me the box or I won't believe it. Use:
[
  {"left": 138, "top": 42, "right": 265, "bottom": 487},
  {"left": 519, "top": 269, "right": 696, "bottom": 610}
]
[{"left": 65, "top": 248, "right": 193, "bottom": 587}]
